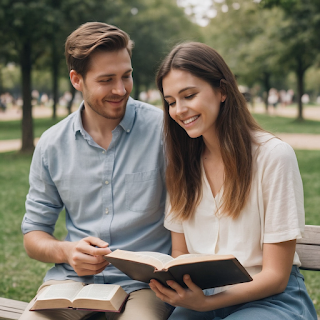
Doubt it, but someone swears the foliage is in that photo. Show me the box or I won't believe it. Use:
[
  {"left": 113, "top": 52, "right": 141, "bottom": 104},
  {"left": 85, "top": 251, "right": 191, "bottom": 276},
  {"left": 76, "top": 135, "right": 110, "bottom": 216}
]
[
  {"left": 261, "top": 0, "right": 320, "bottom": 119},
  {"left": 112, "top": 0, "right": 202, "bottom": 98}
]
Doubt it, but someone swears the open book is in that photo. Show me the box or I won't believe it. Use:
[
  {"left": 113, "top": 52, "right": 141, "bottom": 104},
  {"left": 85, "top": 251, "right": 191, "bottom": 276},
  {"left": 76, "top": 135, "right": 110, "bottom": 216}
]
[
  {"left": 104, "top": 250, "right": 252, "bottom": 290},
  {"left": 30, "top": 282, "right": 128, "bottom": 312}
]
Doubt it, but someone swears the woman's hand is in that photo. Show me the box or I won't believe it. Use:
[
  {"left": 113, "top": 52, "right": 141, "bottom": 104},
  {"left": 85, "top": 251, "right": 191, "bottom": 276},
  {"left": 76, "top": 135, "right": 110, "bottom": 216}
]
[{"left": 149, "top": 275, "right": 209, "bottom": 312}]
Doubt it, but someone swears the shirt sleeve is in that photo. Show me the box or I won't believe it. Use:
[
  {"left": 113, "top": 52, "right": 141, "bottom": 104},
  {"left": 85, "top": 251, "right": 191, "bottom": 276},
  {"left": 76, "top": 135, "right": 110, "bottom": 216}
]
[
  {"left": 261, "top": 141, "right": 305, "bottom": 243},
  {"left": 163, "top": 195, "right": 184, "bottom": 233},
  {"left": 21, "top": 139, "right": 64, "bottom": 235}
]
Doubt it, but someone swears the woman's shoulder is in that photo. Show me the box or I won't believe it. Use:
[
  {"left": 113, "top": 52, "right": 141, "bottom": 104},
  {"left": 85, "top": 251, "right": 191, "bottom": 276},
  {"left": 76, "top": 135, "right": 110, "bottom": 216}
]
[{"left": 252, "top": 130, "right": 296, "bottom": 165}]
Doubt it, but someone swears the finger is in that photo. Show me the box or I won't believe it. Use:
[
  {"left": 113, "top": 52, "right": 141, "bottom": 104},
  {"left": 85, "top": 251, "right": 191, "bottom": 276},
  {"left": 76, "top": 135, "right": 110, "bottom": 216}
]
[
  {"left": 72, "top": 251, "right": 110, "bottom": 266},
  {"left": 182, "top": 274, "right": 201, "bottom": 292},
  {"left": 78, "top": 259, "right": 109, "bottom": 271},
  {"left": 165, "top": 280, "right": 186, "bottom": 296},
  {"left": 78, "top": 237, "right": 111, "bottom": 256},
  {"left": 151, "top": 280, "right": 177, "bottom": 297},
  {"left": 149, "top": 281, "right": 173, "bottom": 303}
]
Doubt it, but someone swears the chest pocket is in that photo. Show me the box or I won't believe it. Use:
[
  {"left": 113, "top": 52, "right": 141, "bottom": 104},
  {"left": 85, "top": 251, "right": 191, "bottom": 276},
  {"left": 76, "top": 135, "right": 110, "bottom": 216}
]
[{"left": 125, "top": 169, "right": 163, "bottom": 213}]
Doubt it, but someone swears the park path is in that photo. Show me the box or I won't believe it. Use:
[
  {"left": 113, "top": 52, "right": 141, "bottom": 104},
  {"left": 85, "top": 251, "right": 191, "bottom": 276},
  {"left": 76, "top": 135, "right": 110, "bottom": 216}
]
[{"left": 0, "top": 105, "right": 320, "bottom": 152}]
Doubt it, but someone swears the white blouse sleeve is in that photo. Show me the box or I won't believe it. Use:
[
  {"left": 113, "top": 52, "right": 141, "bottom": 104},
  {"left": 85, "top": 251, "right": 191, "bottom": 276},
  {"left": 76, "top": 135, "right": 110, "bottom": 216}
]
[
  {"left": 261, "top": 141, "right": 305, "bottom": 243},
  {"left": 163, "top": 195, "right": 184, "bottom": 233}
]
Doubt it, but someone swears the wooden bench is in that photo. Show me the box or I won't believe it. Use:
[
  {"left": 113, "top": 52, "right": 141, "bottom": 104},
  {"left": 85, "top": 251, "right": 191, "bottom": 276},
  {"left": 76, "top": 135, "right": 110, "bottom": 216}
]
[
  {"left": 296, "top": 225, "right": 320, "bottom": 271},
  {"left": 1, "top": 225, "right": 319, "bottom": 320},
  {"left": 0, "top": 298, "right": 28, "bottom": 320}
]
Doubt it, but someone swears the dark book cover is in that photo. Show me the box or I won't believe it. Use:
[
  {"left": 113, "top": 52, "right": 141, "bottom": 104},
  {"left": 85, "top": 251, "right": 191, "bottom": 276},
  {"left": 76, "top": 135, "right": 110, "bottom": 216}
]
[{"left": 105, "top": 256, "right": 252, "bottom": 290}]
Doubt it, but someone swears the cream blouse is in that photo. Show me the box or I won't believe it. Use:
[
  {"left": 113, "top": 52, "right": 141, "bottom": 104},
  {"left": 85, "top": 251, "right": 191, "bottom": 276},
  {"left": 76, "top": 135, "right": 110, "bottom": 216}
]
[{"left": 164, "top": 132, "right": 304, "bottom": 277}]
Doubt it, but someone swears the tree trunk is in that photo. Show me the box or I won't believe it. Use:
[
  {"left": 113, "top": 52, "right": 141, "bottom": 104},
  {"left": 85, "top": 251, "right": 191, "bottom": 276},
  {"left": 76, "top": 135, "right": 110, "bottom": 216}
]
[
  {"left": 262, "top": 72, "right": 270, "bottom": 113},
  {"left": 296, "top": 59, "right": 304, "bottom": 121},
  {"left": 133, "top": 74, "right": 140, "bottom": 100},
  {"left": 51, "top": 40, "right": 59, "bottom": 119},
  {"left": 67, "top": 82, "right": 76, "bottom": 115},
  {"left": 20, "top": 41, "right": 34, "bottom": 154}
]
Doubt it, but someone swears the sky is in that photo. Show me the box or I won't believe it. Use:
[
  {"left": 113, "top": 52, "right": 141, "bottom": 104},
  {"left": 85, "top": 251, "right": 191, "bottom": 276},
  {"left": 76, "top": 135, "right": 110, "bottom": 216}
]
[{"left": 177, "top": 0, "right": 244, "bottom": 26}]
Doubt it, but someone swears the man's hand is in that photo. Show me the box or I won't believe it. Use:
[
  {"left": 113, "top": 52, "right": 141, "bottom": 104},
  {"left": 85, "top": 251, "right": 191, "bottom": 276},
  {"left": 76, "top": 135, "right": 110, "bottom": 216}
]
[{"left": 67, "top": 237, "right": 112, "bottom": 276}]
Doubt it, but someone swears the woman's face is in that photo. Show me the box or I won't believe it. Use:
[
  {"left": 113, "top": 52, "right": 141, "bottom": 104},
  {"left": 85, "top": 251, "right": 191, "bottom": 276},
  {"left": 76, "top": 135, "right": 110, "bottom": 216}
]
[{"left": 162, "top": 69, "right": 226, "bottom": 139}]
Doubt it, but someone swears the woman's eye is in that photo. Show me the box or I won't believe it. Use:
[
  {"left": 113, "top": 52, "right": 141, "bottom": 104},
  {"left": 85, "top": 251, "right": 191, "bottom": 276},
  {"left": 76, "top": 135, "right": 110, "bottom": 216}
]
[
  {"left": 168, "top": 101, "right": 176, "bottom": 107},
  {"left": 185, "top": 94, "right": 196, "bottom": 100}
]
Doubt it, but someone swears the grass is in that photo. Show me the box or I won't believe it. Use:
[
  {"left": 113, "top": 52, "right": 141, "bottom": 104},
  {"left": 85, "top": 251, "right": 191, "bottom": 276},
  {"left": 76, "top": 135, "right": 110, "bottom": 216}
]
[
  {"left": 0, "top": 114, "right": 319, "bottom": 315},
  {"left": 0, "top": 152, "right": 67, "bottom": 301},
  {"left": 252, "top": 114, "right": 320, "bottom": 134},
  {"left": 0, "top": 117, "right": 64, "bottom": 140}
]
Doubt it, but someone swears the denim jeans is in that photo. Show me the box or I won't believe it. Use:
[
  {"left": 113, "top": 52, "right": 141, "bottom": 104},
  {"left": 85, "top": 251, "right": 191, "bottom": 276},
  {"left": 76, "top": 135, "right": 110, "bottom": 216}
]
[{"left": 169, "top": 266, "right": 317, "bottom": 320}]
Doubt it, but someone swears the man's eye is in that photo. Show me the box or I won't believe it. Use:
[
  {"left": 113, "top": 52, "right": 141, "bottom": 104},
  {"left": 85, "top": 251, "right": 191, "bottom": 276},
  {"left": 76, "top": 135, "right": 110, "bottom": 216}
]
[{"left": 99, "top": 79, "right": 111, "bottom": 83}]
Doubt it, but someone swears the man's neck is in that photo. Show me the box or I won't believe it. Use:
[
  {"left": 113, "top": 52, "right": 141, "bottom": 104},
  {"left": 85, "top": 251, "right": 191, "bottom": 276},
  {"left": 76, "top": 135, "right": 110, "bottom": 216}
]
[{"left": 81, "top": 106, "right": 123, "bottom": 150}]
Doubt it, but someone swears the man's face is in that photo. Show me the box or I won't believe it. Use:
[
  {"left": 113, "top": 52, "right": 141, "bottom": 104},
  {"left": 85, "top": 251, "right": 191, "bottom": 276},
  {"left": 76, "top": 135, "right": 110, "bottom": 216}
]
[{"left": 78, "top": 48, "right": 133, "bottom": 121}]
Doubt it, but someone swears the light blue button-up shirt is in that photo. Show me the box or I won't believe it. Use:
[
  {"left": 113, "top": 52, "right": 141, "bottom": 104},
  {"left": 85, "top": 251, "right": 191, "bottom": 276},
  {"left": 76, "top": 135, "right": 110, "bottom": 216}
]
[{"left": 21, "top": 97, "right": 171, "bottom": 293}]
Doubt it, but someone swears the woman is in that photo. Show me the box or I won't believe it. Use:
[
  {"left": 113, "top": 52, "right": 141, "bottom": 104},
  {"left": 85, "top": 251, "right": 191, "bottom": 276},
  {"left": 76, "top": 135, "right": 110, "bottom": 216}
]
[{"left": 149, "top": 42, "right": 317, "bottom": 320}]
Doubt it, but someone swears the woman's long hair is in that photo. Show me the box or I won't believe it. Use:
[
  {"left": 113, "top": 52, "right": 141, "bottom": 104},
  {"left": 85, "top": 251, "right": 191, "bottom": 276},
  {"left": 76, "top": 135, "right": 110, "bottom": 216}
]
[{"left": 156, "top": 42, "right": 264, "bottom": 220}]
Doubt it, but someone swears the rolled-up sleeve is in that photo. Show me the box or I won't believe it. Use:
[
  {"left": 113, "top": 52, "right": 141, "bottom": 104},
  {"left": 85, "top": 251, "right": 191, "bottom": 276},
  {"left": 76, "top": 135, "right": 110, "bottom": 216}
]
[{"left": 22, "top": 139, "right": 63, "bottom": 235}]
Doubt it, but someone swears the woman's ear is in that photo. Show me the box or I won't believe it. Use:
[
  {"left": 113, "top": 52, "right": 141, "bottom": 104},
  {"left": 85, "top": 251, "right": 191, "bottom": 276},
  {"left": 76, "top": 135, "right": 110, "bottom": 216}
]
[
  {"left": 70, "top": 70, "right": 83, "bottom": 91},
  {"left": 221, "top": 94, "right": 227, "bottom": 103}
]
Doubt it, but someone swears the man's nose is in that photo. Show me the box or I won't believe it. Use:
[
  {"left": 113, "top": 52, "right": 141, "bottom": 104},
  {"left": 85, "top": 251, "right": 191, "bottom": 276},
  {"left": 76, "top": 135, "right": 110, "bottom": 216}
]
[{"left": 112, "top": 80, "right": 126, "bottom": 96}]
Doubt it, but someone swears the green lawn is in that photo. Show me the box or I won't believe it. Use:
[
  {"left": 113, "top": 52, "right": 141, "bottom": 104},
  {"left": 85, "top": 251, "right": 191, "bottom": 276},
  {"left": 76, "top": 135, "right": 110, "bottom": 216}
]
[
  {"left": 0, "top": 117, "right": 64, "bottom": 140},
  {"left": 252, "top": 113, "right": 320, "bottom": 134}
]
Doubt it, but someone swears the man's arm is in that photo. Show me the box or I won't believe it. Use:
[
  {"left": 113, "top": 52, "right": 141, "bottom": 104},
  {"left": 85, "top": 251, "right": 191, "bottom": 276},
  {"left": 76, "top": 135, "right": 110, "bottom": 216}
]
[{"left": 24, "top": 230, "right": 111, "bottom": 276}]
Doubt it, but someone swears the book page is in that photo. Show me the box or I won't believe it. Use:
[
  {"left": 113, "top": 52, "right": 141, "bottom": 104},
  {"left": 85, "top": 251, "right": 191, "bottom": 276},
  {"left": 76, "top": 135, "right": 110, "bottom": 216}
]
[
  {"left": 137, "top": 252, "right": 174, "bottom": 265},
  {"left": 73, "top": 284, "right": 119, "bottom": 302},
  {"left": 106, "top": 250, "right": 173, "bottom": 270},
  {"left": 38, "top": 282, "right": 84, "bottom": 301},
  {"left": 164, "top": 253, "right": 235, "bottom": 269}
]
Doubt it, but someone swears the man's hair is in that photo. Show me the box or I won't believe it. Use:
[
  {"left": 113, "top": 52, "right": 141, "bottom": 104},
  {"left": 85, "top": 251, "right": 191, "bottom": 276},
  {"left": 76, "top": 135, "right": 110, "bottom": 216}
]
[{"left": 65, "top": 22, "right": 134, "bottom": 77}]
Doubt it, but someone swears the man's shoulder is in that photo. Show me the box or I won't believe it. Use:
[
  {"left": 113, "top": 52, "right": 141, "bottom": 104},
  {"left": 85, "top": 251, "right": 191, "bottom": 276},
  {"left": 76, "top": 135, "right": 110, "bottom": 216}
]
[
  {"left": 131, "top": 98, "right": 163, "bottom": 119},
  {"left": 38, "top": 112, "right": 77, "bottom": 147}
]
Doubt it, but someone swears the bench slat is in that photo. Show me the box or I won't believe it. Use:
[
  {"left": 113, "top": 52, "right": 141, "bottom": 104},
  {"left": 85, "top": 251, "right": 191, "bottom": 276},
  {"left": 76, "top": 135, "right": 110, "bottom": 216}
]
[
  {"left": 0, "top": 298, "right": 28, "bottom": 320},
  {"left": 297, "top": 225, "right": 320, "bottom": 245},
  {"left": 296, "top": 243, "right": 320, "bottom": 271}
]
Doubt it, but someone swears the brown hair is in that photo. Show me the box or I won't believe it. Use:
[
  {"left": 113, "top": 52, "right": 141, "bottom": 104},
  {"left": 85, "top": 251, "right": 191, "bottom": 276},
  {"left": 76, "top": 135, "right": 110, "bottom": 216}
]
[
  {"left": 156, "top": 42, "right": 264, "bottom": 220},
  {"left": 65, "top": 22, "right": 134, "bottom": 77}
]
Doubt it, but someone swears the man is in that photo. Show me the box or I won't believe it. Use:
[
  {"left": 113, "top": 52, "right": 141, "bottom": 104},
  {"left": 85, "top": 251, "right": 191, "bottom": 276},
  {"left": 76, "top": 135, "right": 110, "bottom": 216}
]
[{"left": 20, "top": 22, "right": 172, "bottom": 320}]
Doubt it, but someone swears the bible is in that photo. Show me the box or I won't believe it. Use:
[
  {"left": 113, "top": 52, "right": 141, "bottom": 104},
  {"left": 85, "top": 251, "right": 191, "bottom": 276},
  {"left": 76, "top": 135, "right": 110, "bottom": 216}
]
[
  {"left": 104, "top": 250, "right": 252, "bottom": 290},
  {"left": 30, "top": 282, "right": 128, "bottom": 312}
]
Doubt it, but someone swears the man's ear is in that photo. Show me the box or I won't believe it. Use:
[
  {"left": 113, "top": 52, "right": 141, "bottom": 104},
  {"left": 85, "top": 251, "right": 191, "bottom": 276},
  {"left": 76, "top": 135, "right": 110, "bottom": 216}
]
[{"left": 70, "top": 70, "right": 83, "bottom": 91}]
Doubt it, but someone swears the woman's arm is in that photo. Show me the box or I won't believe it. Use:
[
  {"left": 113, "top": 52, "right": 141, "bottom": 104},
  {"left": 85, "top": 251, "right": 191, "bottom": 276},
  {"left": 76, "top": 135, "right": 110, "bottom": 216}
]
[
  {"left": 171, "top": 231, "right": 189, "bottom": 258},
  {"left": 150, "top": 239, "right": 296, "bottom": 312}
]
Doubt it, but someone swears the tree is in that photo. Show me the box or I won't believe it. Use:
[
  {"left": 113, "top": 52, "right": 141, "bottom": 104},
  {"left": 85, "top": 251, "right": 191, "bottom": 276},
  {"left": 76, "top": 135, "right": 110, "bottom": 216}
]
[
  {"left": 113, "top": 0, "right": 202, "bottom": 99},
  {"left": 261, "top": 0, "right": 320, "bottom": 120},
  {"left": 0, "top": 0, "right": 119, "bottom": 152},
  {"left": 204, "top": 0, "right": 287, "bottom": 111}
]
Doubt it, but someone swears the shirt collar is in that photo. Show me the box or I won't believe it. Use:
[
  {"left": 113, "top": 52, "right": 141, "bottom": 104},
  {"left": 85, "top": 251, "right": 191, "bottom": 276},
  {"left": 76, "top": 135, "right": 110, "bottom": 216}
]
[
  {"left": 73, "top": 97, "right": 136, "bottom": 138},
  {"left": 118, "top": 96, "right": 136, "bottom": 134}
]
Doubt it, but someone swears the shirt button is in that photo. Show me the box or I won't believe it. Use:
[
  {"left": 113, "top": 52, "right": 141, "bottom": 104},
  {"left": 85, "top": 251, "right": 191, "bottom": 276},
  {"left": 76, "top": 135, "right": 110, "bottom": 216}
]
[
  {"left": 105, "top": 208, "right": 109, "bottom": 214},
  {"left": 127, "top": 129, "right": 130, "bottom": 133},
  {"left": 105, "top": 181, "right": 109, "bottom": 184},
  {"left": 102, "top": 151, "right": 105, "bottom": 154}
]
